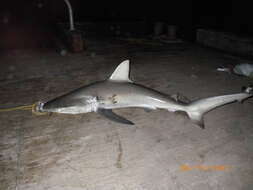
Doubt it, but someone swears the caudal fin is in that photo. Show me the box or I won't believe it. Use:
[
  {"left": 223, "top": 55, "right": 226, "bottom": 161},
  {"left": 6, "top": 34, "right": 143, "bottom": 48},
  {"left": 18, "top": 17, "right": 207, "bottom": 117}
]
[{"left": 185, "top": 87, "right": 252, "bottom": 129}]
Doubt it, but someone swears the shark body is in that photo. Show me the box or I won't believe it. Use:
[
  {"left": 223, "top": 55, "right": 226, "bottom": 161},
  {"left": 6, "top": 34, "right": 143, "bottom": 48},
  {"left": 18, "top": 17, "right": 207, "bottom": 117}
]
[{"left": 40, "top": 60, "right": 252, "bottom": 128}]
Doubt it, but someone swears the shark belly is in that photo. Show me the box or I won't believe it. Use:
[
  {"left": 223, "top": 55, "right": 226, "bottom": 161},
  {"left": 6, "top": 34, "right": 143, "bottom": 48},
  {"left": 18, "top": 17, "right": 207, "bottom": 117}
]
[{"left": 97, "top": 92, "right": 184, "bottom": 112}]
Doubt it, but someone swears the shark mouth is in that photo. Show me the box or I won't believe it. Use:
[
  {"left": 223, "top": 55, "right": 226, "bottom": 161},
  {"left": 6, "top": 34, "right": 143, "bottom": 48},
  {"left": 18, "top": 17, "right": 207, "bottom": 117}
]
[{"left": 35, "top": 101, "right": 45, "bottom": 112}]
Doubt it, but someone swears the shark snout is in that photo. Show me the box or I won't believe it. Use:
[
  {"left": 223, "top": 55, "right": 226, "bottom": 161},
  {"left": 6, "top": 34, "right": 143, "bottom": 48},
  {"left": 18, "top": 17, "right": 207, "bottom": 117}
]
[
  {"left": 39, "top": 96, "right": 70, "bottom": 112},
  {"left": 42, "top": 102, "right": 58, "bottom": 112},
  {"left": 34, "top": 101, "right": 60, "bottom": 113}
]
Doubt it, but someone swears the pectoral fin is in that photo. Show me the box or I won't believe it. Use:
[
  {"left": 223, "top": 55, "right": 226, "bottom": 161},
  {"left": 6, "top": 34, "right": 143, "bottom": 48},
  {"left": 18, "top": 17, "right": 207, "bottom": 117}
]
[
  {"left": 97, "top": 109, "right": 134, "bottom": 125},
  {"left": 143, "top": 108, "right": 153, "bottom": 112}
]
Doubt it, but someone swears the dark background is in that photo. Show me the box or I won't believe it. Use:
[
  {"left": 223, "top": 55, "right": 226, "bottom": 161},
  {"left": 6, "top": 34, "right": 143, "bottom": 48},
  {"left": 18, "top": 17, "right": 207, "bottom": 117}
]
[{"left": 1, "top": 0, "right": 253, "bottom": 48}]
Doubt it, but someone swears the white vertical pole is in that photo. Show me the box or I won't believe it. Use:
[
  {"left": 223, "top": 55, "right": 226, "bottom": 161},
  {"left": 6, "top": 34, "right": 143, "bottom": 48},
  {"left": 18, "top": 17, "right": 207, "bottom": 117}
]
[{"left": 64, "top": 0, "right": 75, "bottom": 31}]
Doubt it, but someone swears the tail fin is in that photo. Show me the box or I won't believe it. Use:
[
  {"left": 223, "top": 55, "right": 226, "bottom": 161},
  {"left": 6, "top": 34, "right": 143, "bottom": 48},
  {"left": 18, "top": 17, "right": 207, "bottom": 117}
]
[{"left": 185, "top": 87, "right": 252, "bottom": 129}]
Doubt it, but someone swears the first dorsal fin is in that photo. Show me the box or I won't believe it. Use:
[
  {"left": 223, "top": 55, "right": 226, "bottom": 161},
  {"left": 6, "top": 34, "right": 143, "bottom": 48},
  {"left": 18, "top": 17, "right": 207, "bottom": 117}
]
[{"left": 109, "top": 60, "right": 132, "bottom": 82}]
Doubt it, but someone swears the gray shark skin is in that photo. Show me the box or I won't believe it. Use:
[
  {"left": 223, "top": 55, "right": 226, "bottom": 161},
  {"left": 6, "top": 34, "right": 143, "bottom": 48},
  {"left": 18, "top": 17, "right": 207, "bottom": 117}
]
[{"left": 40, "top": 60, "right": 253, "bottom": 129}]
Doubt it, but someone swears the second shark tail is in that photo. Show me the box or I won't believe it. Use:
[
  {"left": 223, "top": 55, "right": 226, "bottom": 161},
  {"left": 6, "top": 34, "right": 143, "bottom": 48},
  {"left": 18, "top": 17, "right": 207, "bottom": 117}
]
[{"left": 185, "top": 86, "right": 252, "bottom": 129}]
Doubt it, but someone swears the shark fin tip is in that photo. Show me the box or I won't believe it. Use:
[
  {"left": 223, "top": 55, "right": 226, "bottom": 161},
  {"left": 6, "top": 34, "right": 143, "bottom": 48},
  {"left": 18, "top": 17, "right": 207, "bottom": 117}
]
[
  {"left": 199, "top": 123, "right": 205, "bottom": 129},
  {"left": 193, "top": 119, "right": 205, "bottom": 129}
]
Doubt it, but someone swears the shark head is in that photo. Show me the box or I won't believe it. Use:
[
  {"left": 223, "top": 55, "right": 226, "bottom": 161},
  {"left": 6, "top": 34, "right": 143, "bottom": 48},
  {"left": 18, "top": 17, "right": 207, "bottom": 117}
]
[
  {"left": 41, "top": 95, "right": 99, "bottom": 114},
  {"left": 39, "top": 60, "right": 132, "bottom": 114}
]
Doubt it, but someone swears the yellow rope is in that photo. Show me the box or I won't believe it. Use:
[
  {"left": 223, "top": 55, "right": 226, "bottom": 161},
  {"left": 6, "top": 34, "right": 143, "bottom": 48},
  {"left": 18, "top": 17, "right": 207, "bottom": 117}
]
[
  {"left": 0, "top": 102, "right": 48, "bottom": 115},
  {"left": 0, "top": 104, "right": 35, "bottom": 112}
]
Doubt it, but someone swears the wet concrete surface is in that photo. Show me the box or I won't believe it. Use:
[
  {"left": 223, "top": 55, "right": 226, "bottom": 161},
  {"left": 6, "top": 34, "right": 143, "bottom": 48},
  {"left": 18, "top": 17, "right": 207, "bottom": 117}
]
[{"left": 0, "top": 39, "right": 253, "bottom": 190}]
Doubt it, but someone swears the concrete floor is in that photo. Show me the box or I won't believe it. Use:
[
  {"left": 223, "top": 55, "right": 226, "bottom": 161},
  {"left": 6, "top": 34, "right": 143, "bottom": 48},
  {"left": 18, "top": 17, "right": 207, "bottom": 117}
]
[{"left": 1, "top": 39, "right": 253, "bottom": 190}]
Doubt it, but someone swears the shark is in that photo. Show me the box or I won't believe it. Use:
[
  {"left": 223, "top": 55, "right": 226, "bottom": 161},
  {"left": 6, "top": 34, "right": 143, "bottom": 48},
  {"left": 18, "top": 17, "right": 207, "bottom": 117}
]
[{"left": 37, "top": 60, "right": 253, "bottom": 129}]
